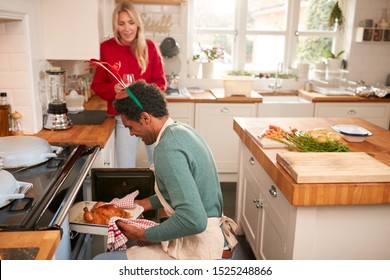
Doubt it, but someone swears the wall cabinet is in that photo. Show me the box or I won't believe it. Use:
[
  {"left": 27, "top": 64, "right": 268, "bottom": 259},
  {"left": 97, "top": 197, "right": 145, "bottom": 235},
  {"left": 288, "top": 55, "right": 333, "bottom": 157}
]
[
  {"left": 41, "top": 0, "right": 112, "bottom": 60},
  {"left": 195, "top": 103, "right": 256, "bottom": 176},
  {"left": 314, "top": 102, "right": 390, "bottom": 129}
]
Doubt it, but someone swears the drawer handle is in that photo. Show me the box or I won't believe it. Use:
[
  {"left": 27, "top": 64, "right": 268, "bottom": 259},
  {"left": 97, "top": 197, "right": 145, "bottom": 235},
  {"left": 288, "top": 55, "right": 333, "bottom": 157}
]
[
  {"left": 103, "top": 160, "right": 111, "bottom": 166},
  {"left": 347, "top": 109, "right": 357, "bottom": 115},
  {"left": 269, "top": 185, "right": 277, "bottom": 197},
  {"left": 256, "top": 202, "right": 263, "bottom": 209},
  {"left": 253, "top": 198, "right": 259, "bottom": 203},
  {"left": 249, "top": 157, "right": 255, "bottom": 165},
  {"left": 221, "top": 107, "right": 230, "bottom": 113}
]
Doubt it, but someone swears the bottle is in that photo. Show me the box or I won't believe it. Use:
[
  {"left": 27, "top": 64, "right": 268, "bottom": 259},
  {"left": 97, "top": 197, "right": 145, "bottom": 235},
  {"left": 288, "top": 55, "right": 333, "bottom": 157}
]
[
  {"left": 0, "top": 92, "right": 12, "bottom": 137},
  {"left": 11, "top": 111, "right": 23, "bottom": 136}
]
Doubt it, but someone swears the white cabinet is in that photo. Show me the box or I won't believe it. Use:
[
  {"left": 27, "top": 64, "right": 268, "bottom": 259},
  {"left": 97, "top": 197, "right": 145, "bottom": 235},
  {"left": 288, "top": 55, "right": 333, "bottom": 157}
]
[
  {"left": 237, "top": 143, "right": 292, "bottom": 260},
  {"left": 167, "top": 102, "right": 195, "bottom": 126},
  {"left": 195, "top": 103, "right": 256, "bottom": 176},
  {"left": 92, "top": 129, "right": 116, "bottom": 168},
  {"left": 314, "top": 102, "right": 390, "bottom": 129},
  {"left": 40, "top": 0, "right": 113, "bottom": 60}
]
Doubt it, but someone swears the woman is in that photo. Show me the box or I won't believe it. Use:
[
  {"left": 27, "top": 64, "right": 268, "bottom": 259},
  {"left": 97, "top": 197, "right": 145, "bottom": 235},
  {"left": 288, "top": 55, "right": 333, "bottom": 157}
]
[{"left": 91, "top": 1, "right": 167, "bottom": 168}]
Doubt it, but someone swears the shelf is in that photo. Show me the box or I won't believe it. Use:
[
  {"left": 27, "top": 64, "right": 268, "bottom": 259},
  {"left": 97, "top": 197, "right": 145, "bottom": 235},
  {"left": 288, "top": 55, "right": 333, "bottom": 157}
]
[{"left": 355, "top": 27, "right": 390, "bottom": 42}]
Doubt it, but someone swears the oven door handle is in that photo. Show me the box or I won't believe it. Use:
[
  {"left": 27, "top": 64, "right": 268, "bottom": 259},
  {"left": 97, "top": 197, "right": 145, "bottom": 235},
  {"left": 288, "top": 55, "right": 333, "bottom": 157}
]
[{"left": 52, "top": 146, "right": 101, "bottom": 227}]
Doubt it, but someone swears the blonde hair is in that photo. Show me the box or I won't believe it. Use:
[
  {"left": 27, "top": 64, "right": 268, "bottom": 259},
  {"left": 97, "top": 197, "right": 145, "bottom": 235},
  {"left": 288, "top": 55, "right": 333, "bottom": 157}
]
[{"left": 112, "top": 1, "right": 148, "bottom": 74}]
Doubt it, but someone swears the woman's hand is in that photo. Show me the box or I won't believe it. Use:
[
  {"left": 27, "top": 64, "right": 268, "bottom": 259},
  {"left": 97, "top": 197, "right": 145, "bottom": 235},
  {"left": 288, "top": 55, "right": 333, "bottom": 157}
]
[
  {"left": 114, "top": 83, "right": 129, "bottom": 99},
  {"left": 116, "top": 220, "right": 146, "bottom": 240}
]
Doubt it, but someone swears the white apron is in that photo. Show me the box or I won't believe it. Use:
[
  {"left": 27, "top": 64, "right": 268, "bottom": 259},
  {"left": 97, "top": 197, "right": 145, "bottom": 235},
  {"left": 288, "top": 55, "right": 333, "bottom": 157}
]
[{"left": 126, "top": 118, "right": 238, "bottom": 260}]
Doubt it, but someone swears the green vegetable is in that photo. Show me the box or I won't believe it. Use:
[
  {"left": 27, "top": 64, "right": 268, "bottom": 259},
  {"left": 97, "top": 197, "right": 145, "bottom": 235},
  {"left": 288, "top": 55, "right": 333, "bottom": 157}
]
[{"left": 274, "top": 132, "right": 349, "bottom": 152}]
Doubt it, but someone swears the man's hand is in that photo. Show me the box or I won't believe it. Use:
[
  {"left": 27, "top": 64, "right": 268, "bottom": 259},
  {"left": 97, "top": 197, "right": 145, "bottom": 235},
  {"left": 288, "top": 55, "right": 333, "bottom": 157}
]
[{"left": 116, "top": 220, "right": 146, "bottom": 240}]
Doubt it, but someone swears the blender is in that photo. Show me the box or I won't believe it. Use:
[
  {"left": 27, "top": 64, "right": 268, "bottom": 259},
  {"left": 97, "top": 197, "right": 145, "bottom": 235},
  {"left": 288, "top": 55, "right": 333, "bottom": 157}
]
[{"left": 43, "top": 68, "right": 72, "bottom": 130}]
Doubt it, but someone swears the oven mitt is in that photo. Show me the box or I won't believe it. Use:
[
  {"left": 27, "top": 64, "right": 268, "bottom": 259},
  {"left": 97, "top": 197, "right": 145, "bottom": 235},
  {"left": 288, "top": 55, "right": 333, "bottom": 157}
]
[
  {"left": 107, "top": 217, "right": 159, "bottom": 251},
  {"left": 110, "top": 190, "right": 139, "bottom": 209}
]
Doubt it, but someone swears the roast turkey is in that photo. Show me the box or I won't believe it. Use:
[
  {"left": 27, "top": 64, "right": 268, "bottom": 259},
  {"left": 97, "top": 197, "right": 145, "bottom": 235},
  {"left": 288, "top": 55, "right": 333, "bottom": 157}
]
[{"left": 83, "top": 202, "right": 131, "bottom": 225}]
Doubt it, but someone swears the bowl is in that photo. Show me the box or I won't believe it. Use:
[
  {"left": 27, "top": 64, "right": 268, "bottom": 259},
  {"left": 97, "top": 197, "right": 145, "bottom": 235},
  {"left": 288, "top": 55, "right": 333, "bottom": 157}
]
[{"left": 331, "top": 124, "right": 372, "bottom": 142}]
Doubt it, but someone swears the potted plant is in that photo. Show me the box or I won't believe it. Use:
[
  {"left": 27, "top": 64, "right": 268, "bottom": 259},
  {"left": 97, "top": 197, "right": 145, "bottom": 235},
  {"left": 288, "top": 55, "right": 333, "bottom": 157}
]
[
  {"left": 188, "top": 54, "right": 201, "bottom": 78},
  {"left": 328, "top": 1, "right": 345, "bottom": 30},
  {"left": 199, "top": 44, "right": 224, "bottom": 78},
  {"left": 324, "top": 49, "right": 345, "bottom": 71}
]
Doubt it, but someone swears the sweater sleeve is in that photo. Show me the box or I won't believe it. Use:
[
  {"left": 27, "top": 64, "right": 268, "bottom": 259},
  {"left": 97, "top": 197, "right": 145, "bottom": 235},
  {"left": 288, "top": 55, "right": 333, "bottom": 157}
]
[{"left": 90, "top": 43, "right": 116, "bottom": 103}]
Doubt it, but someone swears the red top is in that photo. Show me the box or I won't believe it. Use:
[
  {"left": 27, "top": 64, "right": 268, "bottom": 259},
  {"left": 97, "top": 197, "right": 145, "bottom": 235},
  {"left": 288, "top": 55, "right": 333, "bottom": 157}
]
[{"left": 91, "top": 38, "right": 167, "bottom": 115}]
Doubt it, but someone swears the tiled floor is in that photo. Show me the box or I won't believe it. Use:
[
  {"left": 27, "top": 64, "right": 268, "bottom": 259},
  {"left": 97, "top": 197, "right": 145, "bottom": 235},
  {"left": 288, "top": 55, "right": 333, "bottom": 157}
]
[{"left": 221, "top": 182, "right": 256, "bottom": 260}]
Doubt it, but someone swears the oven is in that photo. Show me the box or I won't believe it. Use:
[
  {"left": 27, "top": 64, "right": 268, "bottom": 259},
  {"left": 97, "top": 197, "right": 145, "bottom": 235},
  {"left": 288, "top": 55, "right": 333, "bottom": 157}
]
[{"left": 0, "top": 143, "right": 100, "bottom": 260}]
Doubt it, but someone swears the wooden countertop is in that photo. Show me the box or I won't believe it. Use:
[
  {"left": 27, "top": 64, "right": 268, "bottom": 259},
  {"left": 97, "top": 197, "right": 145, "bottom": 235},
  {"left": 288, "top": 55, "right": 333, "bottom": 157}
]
[
  {"left": 299, "top": 89, "right": 390, "bottom": 103},
  {"left": 0, "top": 230, "right": 60, "bottom": 260},
  {"left": 233, "top": 117, "right": 390, "bottom": 206}
]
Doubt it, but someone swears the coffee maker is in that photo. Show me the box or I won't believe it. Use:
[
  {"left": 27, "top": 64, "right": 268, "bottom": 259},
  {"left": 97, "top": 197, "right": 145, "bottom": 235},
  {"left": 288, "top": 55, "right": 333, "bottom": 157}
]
[{"left": 43, "top": 68, "right": 72, "bottom": 130}]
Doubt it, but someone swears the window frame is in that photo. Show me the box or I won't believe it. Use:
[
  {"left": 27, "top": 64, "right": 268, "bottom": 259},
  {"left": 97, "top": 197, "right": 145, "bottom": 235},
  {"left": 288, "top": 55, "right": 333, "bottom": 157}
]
[{"left": 189, "top": 0, "right": 343, "bottom": 74}]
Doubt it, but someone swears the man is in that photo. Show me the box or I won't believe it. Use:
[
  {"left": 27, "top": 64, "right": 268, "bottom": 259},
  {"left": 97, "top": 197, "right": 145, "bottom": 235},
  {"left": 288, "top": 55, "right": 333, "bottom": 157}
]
[{"left": 95, "top": 80, "right": 237, "bottom": 260}]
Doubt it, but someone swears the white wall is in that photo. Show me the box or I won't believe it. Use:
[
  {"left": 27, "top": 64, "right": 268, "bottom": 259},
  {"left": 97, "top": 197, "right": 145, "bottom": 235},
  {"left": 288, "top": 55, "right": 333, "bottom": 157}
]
[
  {"left": 348, "top": 0, "right": 390, "bottom": 85},
  {"left": 0, "top": 0, "right": 45, "bottom": 134}
]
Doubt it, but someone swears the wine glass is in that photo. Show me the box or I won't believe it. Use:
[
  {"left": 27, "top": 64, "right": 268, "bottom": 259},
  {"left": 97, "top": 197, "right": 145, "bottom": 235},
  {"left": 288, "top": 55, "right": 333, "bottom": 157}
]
[{"left": 123, "top": 74, "right": 135, "bottom": 86}]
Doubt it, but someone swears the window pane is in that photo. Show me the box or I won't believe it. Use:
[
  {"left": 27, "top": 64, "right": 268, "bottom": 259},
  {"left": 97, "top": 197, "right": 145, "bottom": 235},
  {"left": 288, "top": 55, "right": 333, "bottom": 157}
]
[
  {"left": 193, "top": 0, "right": 235, "bottom": 29},
  {"left": 296, "top": 36, "right": 333, "bottom": 65},
  {"left": 298, "top": 0, "right": 337, "bottom": 31},
  {"left": 193, "top": 33, "right": 234, "bottom": 74},
  {"left": 246, "top": 35, "right": 285, "bottom": 71},
  {"left": 247, "top": 0, "right": 288, "bottom": 31}
]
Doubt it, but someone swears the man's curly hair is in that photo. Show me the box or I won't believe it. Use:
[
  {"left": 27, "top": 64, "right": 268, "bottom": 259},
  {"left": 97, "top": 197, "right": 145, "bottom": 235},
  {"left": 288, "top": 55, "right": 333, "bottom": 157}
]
[{"left": 113, "top": 80, "right": 169, "bottom": 121}]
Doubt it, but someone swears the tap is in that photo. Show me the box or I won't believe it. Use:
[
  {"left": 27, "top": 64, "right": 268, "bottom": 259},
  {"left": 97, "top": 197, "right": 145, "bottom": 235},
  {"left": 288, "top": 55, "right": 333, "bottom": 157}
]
[{"left": 268, "top": 62, "right": 283, "bottom": 93}]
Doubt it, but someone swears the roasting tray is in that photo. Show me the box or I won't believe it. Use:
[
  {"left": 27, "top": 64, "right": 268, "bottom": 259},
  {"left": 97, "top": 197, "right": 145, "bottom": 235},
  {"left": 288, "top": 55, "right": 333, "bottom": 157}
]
[{"left": 69, "top": 201, "right": 144, "bottom": 235}]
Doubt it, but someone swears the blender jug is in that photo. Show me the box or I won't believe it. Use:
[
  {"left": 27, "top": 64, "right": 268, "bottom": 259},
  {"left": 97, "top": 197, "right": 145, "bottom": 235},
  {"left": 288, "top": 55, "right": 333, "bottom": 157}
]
[{"left": 43, "top": 68, "right": 72, "bottom": 130}]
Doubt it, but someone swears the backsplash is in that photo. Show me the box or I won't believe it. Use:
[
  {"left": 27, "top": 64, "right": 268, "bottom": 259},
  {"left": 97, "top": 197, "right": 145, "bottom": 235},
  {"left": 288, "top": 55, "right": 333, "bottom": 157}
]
[{"left": 0, "top": 19, "right": 34, "bottom": 134}]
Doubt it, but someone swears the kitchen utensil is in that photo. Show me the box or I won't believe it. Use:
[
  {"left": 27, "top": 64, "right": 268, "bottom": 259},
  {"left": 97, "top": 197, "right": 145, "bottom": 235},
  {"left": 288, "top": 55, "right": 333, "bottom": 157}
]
[
  {"left": 160, "top": 37, "right": 180, "bottom": 57},
  {"left": 0, "top": 169, "right": 29, "bottom": 207},
  {"left": 65, "top": 90, "right": 84, "bottom": 113},
  {"left": 276, "top": 152, "right": 390, "bottom": 183},
  {"left": 0, "top": 136, "right": 61, "bottom": 168},
  {"left": 331, "top": 124, "right": 372, "bottom": 142},
  {"left": 44, "top": 68, "right": 72, "bottom": 130}
]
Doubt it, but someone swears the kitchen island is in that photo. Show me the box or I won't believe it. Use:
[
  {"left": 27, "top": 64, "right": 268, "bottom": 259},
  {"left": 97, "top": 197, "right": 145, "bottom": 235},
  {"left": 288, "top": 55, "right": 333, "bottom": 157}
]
[{"left": 233, "top": 117, "right": 390, "bottom": 260}]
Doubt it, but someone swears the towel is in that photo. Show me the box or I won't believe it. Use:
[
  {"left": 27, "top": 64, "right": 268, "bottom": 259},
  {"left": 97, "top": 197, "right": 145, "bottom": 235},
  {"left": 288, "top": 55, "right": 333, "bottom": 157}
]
[
  {"left": 107, "top": 217, "right": 158, "bottom": 251},
  {"left": 110, "top": 190, "right": 139, "bottom": 208}
]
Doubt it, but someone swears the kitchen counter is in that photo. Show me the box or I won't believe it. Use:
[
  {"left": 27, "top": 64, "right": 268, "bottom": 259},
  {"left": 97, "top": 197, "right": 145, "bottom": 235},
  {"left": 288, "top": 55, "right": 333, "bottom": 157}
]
[
  {"left": 0, "top": 230, "right": 60, "bottom": 260},
  {"left": 233, "top": 117, "right": 390, "bottom": 206},
  {"left": 299, "top": 89, "right": 390, "bottom": 102}
]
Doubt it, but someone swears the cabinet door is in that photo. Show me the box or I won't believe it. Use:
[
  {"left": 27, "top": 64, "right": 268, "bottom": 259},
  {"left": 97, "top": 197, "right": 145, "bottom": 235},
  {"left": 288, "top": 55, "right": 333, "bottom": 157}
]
[
  {"left": 167, "top": 102, "right": 195, "bottom": 127},
  {"left": 41, "top": 0, "right": 100, "bottom": 60},
  {"left": 258, "top": 195, "right": 287, "bottom": 260},
  {"left": 195, "top": 103, "right": 256, "bottom": 173},
  {"left": 314, "top": 102, "right": 390, "bottom": 129},
  {"left": 92, "top": 130, "right": 116, "bottom": 168},
  {"left": 240, "top": 163, "right": 261, "bottom": 260}
]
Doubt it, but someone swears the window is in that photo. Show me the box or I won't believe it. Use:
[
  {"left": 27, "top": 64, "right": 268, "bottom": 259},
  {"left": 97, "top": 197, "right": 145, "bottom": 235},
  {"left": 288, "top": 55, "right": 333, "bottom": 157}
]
[{"left": 190, "top": 0, "right": 340, "bottom": 76}]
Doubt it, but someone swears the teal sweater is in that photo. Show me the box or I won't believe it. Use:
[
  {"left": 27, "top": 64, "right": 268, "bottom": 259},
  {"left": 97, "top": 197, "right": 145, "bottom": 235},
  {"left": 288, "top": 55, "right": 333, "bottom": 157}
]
[{"left": 144, "top": 121, "right": 223, "bottom": 242}]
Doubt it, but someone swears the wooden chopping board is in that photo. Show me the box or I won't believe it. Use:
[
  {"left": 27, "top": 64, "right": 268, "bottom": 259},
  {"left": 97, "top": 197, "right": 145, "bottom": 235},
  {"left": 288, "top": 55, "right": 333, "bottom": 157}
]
[
  {"left": 276, "top": 152, "right": 390, "bottom": 183},
  {"left": 246, "top": 127, "right": 287, "bottom": 148}
]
